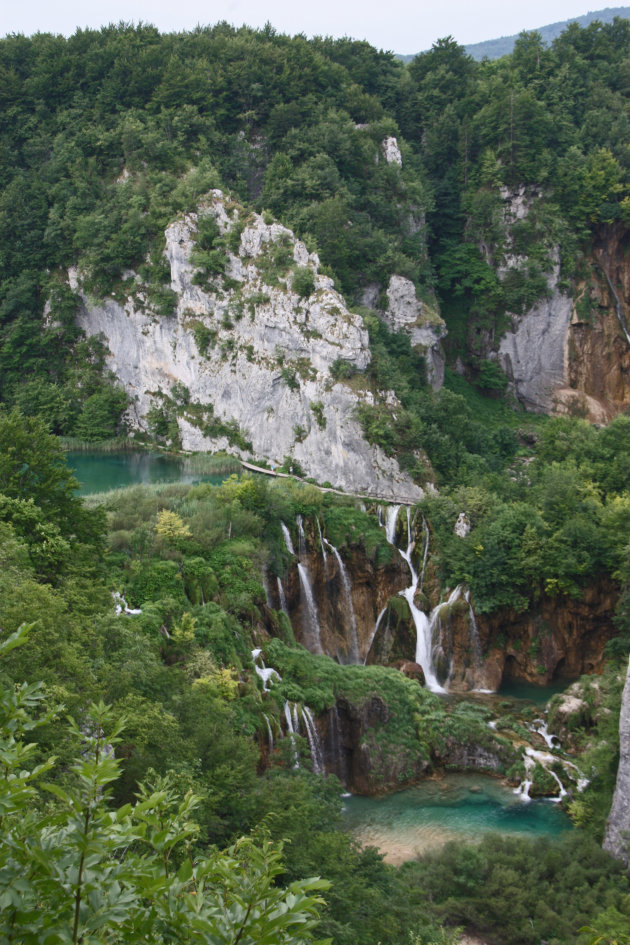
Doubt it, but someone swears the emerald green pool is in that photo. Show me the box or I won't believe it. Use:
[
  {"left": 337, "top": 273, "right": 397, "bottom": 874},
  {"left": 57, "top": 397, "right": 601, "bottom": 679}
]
[
  {"left": 66, "top": 451, "right": 231, "bottom": 495},
  {"left": 343, "top": 773, "right": 571, "bottom": 864}
]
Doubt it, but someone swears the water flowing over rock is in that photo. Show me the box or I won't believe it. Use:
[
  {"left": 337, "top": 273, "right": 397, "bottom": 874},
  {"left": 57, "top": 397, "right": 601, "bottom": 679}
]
[
  {"left": 75, "top": 191, "right": 424, "bottom": 502},
  {"left": 112, "top": 591, "right": 142, "bottom": 615},
  {"left": 280, "top": 522, "right": 295, "bottom": 556},
  {"left": 324, "top": 538, "right": 360, "bottom": 664},
  {"left": 252, "top": 649, "right": 281, "bottom": 692},
  {"left": 276, "top": 576, "right": 289, "bottom": 614},
  {"left": 604, "top": 656, "right": 630, "bottom": 866},
  {"left": 384, "top": 506, "right": 446, "bottom": 692},
  {"left": 297, "top": 563, "right": 324, "bottom": 654},
  {"left": 302, "top": 706, "right": 325, "bottom": 774}
]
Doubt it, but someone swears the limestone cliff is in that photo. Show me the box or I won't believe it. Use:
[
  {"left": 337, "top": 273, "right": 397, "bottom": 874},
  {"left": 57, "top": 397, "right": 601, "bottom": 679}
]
[
  {"left": 604, "top": 656, "right": 630, "bottom": 866},
  {"left": 384, "top": 275, "right": 446, "bottom": 391},
  {"left": 496, "top": 201, "right": 630, "bottom": 420},
  {"left": 75, "top": 191, "right": 424, "bottom": 502}
]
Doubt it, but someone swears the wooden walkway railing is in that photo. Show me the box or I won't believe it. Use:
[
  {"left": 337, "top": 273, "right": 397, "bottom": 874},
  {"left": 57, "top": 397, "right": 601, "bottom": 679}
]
[{"left": 239, "top": 460, "right": 418, "bottom": 505}]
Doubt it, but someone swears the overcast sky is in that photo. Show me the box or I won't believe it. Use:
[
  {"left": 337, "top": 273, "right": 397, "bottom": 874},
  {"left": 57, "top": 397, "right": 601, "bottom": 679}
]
[{"left": 0, "top": 1, "right": 622, "bottom": 56}]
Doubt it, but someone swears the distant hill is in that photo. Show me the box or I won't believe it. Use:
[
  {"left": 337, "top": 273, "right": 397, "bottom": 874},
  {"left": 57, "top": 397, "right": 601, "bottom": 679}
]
[{"left": 399, "top": 6, "right": 630, "bottom": 62}]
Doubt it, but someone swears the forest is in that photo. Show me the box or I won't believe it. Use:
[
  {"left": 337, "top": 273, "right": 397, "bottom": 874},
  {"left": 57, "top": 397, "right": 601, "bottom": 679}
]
[{"left": 2, "top": 14, "right": 630, "bottom": 945}]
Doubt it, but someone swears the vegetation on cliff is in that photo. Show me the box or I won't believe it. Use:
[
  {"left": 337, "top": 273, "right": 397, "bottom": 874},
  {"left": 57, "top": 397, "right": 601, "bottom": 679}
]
[{"left": 3, "top": 14, "right": 630, "bottom": 944}]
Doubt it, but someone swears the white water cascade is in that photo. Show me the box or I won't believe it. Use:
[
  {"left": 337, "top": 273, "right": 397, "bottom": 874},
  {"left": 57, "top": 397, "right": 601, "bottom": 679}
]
[
  {"left": 324, "top": 538, "right": 360, "bottom": 664},
  {"left": 364, "top": 605, "right": 388, "bottom": 665},
  {"left": 284, "top": 702, "right": 299, "bottom": 767},
  {"left": 281, "top": 522, "right": 295, "bottom": 556},
  {"left": 385, "top": 505, "right": 401, "bottom": 545},
  {"left": 277, "top": 577, "right": 289, "bottom": 614},
  {"left": 112, "top": 592, "right": 142, "bottom": 615},
  {"left": 317, "top": 519, "right": 328, "bottom": 568},
  {"left": 514, "top": 747, "right": 568, "bottom": 803},
  {"left": 302, "top": 706, "right": 325, "bottom": 774},
  {"left": 251, "top": 649, "right": 281, "bottom": 692},
  {"left": 297, "top": 564, "right": 324, "bottom": 654},
  {"left": 263, "top": 713, "right": 274, "bottom": 752},
  {"left": 386, "top": 507, "right": 446, "bottom": 693},
  {"left": 296, "top": 515, "right": 307, "bottom": 558}
]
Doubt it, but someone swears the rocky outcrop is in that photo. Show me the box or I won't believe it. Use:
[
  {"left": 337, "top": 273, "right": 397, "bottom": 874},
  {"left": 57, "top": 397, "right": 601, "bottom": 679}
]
[
  {"left": 497, "top": 213, "right": 630, "bottom": 419},
  {"left": 321, "top": 694, "right": 430, "bottom": 794},
  {"left": 442, "top": 582, "right": 617, "bottom": 692},
  {"left": 381, "top": 136, "right": 402, "bottom": 167},
  {"left": 498, "top": 263, "right": 574, "bottom": 412},
  {"left": 604, "top": 657, "right": 630, "bottom": 866},
  {"left": 75, "top": 191, "right": 424, "bottom": 502},
  {"left": 384, "top": 275, "right": 446, "bottom": 390}
]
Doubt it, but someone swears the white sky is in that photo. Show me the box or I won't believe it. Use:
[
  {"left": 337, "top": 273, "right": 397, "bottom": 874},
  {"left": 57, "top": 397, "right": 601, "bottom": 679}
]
[{"left": 0, "top": 1, "right": 620, "bottom": 56}]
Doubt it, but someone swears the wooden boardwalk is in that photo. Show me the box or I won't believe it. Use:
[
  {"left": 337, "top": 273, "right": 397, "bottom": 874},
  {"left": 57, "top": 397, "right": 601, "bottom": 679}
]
[{"left": 239, "top": 460, "right": 417, "bottom": 505}]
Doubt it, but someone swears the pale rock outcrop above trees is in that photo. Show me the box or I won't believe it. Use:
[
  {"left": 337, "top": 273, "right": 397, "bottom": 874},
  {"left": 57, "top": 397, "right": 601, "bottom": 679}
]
[
  {"left": 75, "top": 191, "right": 424, "bottom": 502},
  {"left": 603, "top": 657, "right": 630, "bottom": 867},
  {"left": 384, "top": 275, "right": 447, "bottom": 390}
]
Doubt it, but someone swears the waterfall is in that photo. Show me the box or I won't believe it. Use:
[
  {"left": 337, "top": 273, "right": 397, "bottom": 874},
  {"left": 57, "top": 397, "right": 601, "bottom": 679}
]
[
  {"left": 297, "top": 564, "right": 324, "bottom": 653},
  {"left": 385, "top": 508, "right": 445, "bottom": 692},
  {"left": 529, "top": 718, "right": 560, "bottom": 750},
  {"left": 377, "top": 506, "right": 384, "bottom": 527},
  {"left": 261, "top": 571, "right": 272, "bottom": 608},
  {"left": 419, "top": 516, "right": 430, "bottom": 593},
  {"left": 283, "top": 702, "right": 299, "bottom": 767},
  {"left": 385, "top": 505, "right": 401, "bottom": 545},
  {"left": 302, "top": 706, "right": 325, "bottom": 774},
  {"left": 317, "top": 519, "right": 328, "bottom": 567},
  {"left": 277, "top": 576, "right": 289, "bottom": 614},
  {"left": 364, "top": 605, "right": 388, "bottom": 665},
  {"left": 263, "top": 713, "right": 274, "bottom": 752},
  {"left": 296, "top": 515, "right": 307, "bottom": 558},
  {"left": 112, "top": 591, "right": 142, "bottom": 615},
  {"left": 324, "top": 538, "right": 360, "bottom": 664},
  {"left": 251, "top": 649, "right": 281, "bottom": 691},
  {"left": 281, "top": 522, "right": 295, "bottom": 556},
  {"left": 598, "top": 261, "right": 630, "bottom": 345},
  {"left": 292, "top": 701, "right": 300, "bottom": 734}
]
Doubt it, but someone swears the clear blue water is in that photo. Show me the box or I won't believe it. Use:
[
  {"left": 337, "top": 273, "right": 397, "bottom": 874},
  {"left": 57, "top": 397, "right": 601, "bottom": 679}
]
[
  {"left": 343, "top": 773, "right": 571, "bottom": 863},
  {"left": 66, "top": 451, "right": 230, "bottom": 495},
  {"left": 498, "top": 678, "right": 575, "bottom": 705}
]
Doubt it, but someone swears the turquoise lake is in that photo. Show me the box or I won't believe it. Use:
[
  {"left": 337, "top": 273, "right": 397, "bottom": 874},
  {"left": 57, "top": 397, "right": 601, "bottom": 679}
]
[
  {"left": 343, "top": 773, "right": 571, "bottom": 863},
  {"left": 66, "top": 451, "right": 233, "bottom": 495}
]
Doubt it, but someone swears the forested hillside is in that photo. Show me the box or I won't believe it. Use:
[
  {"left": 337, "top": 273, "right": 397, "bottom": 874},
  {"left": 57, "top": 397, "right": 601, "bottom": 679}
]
[{"left": 2, "top": 16, "right": 630, "bottom": 945}]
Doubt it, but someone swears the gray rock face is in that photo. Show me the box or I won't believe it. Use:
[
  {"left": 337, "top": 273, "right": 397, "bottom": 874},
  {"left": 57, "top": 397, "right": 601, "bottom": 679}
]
[
  {"left": 384, "top": 275, "right": 447, "bottom": 391},
  {"left": 604, "top": 657, "right": 630, "bottom": 866},
  {"left": 498, "top": 265, "right": 573, "bottom": 412},
  {"left": 76, "top": 191, "right": 424, "bottom": 502},
  {"left": 381, "top": 136, "right": 402, "bottom": 166}
]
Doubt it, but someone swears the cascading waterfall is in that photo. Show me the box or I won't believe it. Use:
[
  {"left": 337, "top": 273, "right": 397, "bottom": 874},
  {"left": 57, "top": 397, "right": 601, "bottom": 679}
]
[
  {"left": 281, "top": 522, "right": 295, "bottom": 556},
  {"left": 302, "top": 706, "right": 325, "bottom": 774},
  {"left": 324, "top": 538, "right": 360, "bottom": 664},
  {"left": 261, "top": 571, "right": 272, "bottom": 608},
  {"left": 296, "top": 515, "right": 307, "bottom": 558},
  {"left": 377, "top": 506, "right": 384, "bottom": 527},
  {"left": 418, "top": 515, "right": 430, "bottom": 593},
  {"left": 263, "top": 713, "right": 274, "bottom": 752},
  {"left": 297, "top": 564, "right": 324, "bottom": 654},
  {"left": 385, "top": 506, "right": 446, "bottom": 693},
  {"left": 112, "top": 591, "right": 142, "bottom": 615},
  {"left": 317, "top": 519, "right": 328, "bottom": 568},
  {"left": 277, "top": 576, "right": 289, "bottom": 614},
  {"left": 329, "top": 704, "right": 350, "bottom": 787},
  {"left": 283, "top": 702, "right": 299, "bottom": 767},
  {"left": 385, "top": 505, "right": 401, "bottom": 545},
  {"left": 364, "top": 605, "right": 388, "bottom": 665},
  {"left": 251, "top": 649, "right": 281, "bottom": 692},
  {"left": 598, "top": 261, "right": 630, "bottom": 346},
  {"left": 281, "top": 519, "right": 323, "bottom": 652}
]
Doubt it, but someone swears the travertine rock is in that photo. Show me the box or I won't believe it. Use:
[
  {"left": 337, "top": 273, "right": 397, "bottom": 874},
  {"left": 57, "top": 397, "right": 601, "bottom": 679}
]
[
  {"left": 384, "top": 275, "right": 446, "bottom": 391},
  {"left": 76, "top": 191, "right": 424, "bottom": 501},
  {"left": 604, "top": 657, "right": 630, "bottom": 866}
]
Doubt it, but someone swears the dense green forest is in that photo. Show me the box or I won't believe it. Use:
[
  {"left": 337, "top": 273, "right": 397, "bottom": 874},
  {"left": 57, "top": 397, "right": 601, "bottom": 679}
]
[{"left": 2, "top": 15, "right": 630, "bottom": 945}]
